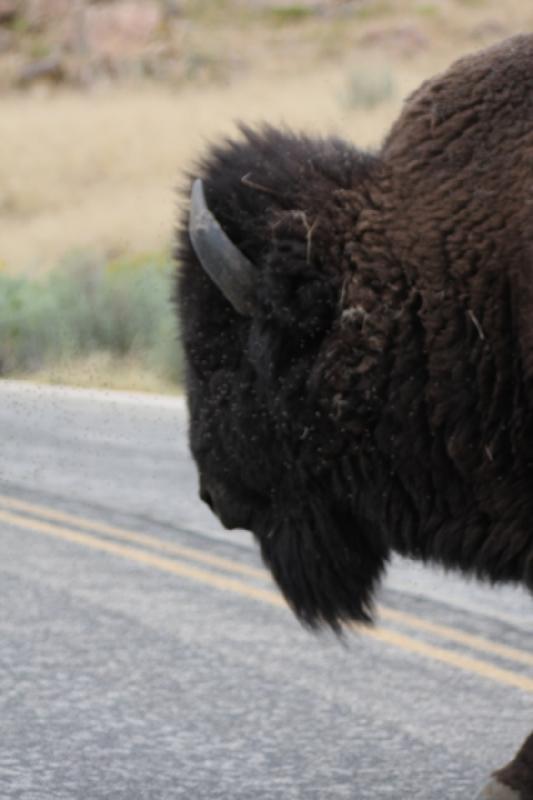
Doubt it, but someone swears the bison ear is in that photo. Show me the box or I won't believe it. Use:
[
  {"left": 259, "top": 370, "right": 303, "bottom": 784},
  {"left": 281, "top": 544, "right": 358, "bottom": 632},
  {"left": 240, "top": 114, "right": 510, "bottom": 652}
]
[{"left": 188, "top": 179, "right": 258, "bottom": 316}]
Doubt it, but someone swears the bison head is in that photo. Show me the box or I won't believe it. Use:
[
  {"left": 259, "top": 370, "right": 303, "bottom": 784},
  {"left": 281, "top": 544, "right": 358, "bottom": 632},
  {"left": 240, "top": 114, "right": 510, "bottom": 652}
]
[{"left": 177, "top": 127, "right": 390, "bottom": 630}]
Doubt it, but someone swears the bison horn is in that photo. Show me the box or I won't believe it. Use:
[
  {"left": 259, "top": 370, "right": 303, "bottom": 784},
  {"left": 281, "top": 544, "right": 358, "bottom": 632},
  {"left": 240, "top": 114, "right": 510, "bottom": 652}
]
[{"left": 188, "top": 178, "right": 257, "bottom": 316}]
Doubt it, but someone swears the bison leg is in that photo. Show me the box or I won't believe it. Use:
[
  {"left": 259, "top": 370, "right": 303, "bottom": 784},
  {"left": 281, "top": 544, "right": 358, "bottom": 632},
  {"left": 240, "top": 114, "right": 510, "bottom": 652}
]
[{"left": 477, "top": 733, "right": 533, "bottom": 799}]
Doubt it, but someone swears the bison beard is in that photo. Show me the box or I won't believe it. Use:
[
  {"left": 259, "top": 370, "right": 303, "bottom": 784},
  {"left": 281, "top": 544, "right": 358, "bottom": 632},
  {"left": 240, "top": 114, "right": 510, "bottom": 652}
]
[
  {"left": 256, "top": 480, "right": 388, "bottom": 630},
  {"left": 177, "top": 35, "right": 533, "bottom": 799}
]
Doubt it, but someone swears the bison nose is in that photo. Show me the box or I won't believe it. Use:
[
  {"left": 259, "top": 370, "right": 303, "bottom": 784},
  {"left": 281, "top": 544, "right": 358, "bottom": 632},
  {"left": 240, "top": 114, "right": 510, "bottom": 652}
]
[{"left": 200, "top": 485, "right": 214, "bottom": 511}]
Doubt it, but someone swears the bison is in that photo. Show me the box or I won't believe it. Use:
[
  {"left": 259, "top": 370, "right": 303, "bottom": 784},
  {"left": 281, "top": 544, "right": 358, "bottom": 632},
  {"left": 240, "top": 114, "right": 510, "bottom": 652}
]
[{"left": 177, "top": 35, "right": 533, "bottom": 800}]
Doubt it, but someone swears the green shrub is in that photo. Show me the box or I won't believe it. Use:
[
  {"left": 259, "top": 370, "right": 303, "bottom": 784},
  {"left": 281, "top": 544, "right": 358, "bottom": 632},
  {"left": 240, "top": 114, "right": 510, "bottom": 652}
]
[
  {"left": 265, "top": 5, "right": 316, "bottom": 25},
  {"left": 0, "top": 252, "right": 183, "bottom": 385}
]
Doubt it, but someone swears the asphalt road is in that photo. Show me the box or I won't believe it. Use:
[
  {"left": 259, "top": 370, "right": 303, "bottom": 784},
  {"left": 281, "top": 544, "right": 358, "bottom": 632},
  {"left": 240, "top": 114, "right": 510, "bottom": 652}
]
[{"left": 0, "top": 380, "right": 531, "bottom": 800}]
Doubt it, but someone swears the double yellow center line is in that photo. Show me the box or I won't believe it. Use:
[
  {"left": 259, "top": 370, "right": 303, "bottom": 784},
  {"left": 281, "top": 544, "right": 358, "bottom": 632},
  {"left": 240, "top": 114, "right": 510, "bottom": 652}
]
[{"left": 1, "top": 493, "right": 532, "bottom": 693}]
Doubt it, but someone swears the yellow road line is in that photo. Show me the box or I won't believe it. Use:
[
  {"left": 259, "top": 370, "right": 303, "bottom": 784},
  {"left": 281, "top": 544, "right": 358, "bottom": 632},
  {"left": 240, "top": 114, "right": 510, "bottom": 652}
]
[
  {"left": 1, "top": 506, "right": 533, "bottom": 694},
  {"left": 0, "top": 508, "right": 283, "bottom": 607},
  {"left": 1, "top": 493, "right": 532, "bottom": 669},
  {"left": 379, "top": 608, "right": 533, "bottom": 668},
  {"left": 366, "top": 628, "right": 533, "bottom": 694},
  {"left": 0, "top": 493, "right": 265, "bottom": 580}
]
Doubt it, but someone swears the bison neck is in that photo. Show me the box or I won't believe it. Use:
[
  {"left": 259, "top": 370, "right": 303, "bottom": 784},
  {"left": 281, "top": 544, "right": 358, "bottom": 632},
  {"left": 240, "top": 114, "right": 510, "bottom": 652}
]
[{"left": 315, "top": 232, "right": 533, "bottom": 592}]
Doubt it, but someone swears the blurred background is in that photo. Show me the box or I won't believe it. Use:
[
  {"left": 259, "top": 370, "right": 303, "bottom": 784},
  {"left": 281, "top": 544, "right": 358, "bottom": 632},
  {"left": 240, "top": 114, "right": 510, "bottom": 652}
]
[{"left": 0, "top": 0, "right": 530, "bottom": 393}]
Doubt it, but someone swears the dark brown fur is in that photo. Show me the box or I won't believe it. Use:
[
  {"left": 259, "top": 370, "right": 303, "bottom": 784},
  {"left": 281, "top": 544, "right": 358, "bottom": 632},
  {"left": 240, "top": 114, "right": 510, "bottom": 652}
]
[
  {"left": 178, "top": 36, "right": 533, "bottom": 625},
  {"left": 177, "top": 36, "right": 533, "bottom": 797}
]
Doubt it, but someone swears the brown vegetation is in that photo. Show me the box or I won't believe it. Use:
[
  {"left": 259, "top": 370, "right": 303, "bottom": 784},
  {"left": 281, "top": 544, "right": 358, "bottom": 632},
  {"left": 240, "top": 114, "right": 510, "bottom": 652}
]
[
  {"left": 1, "top": 0, "right": 533, "bottom": 389},
  {"left": 2, "top": 0, "right": 532, "bottom": 274}
]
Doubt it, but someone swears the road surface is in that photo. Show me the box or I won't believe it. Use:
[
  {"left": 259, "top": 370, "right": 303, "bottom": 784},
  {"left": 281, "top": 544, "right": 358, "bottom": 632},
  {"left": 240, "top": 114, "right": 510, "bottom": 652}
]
[{"left": 0, "top": 380, "right": 531, "bottom": 799}]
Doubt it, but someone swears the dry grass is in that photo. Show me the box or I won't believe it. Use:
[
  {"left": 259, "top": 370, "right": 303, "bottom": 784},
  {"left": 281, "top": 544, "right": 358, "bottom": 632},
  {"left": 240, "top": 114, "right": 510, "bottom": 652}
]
[
  {"left": 5, "top": 0, "right": 533, "bottom": 274},
  {"left": 2, "top": 0, "right": 533, "bottom": 390},
  {"left": 15, "top": 351, "right": 183, "bottom": 394},
  {"left": 0, "top": 0, "right": 523, "bottom": 272},
  {"left": 0, "top": 69, "right": 407, "bottom": 274}
]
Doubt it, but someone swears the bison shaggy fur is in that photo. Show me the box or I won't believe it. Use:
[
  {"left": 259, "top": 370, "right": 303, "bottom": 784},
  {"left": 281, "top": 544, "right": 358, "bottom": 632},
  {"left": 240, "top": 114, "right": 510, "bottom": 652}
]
[
  {"left": 177, "top": 33, "right": 533, "bottom": 800},
  {"left": 178, "top": 35, "right": 533, "bottom": 632}
]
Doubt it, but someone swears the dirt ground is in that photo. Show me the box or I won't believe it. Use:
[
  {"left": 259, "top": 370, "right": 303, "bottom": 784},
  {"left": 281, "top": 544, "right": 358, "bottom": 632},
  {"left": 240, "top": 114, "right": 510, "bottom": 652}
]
[{"left": 2, "top": 0, "right": 532, "bottom": 275}]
